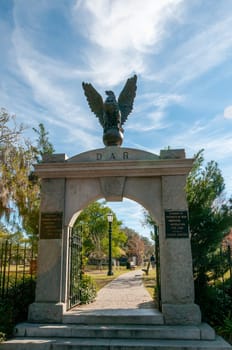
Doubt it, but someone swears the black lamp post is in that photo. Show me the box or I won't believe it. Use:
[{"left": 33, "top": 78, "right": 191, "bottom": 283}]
[{"left": 107, "top": 212, "right": 114, "bottom": 276}]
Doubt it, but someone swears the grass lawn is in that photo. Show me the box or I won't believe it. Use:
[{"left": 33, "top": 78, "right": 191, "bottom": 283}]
[{"left": 142, "top": 268, "right": 156, "bottom": 298}]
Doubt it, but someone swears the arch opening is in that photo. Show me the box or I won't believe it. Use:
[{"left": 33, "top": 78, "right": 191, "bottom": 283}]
[{"left": 67, "top": 198, "right": 160, "bottom": 311}]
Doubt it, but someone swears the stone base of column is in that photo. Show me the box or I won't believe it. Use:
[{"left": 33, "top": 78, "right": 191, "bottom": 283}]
[
  {"left": 162, "top": 303, "right": 201, "bottom": 325},
  {"left": 28, "top": 302, "right": 65, "bottom": 323}
]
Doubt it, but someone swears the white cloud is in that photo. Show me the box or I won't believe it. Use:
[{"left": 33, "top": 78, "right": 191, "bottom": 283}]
[
  {"left": 137, "top": 92, "right": 184, "bottom": 110},
  {"left": 72, "top": 0, "right": 183, "bottom": 86},
  {"left": 10, "top": 26, "right": 98, "bottom": 133},
  {"left": 75, "top": 0, "right": 182, "bottom": 52},
  {"left": 127, "top": 111, "right": 168, "bottom": 132},
  {"left": 127, "top": 92, "right": 184, "bottom": 131},
  {"left": 154, "top": 14, "right": 232, "bottom": 86},
  {"left": 224, "top": 106, "right": 232, "bottom": 119},
  {"left": 86, "top": 49, "right": 144, "bottom": 87},
  {"left": 162, "top": 118, "right": 232, "bottom": 162}
]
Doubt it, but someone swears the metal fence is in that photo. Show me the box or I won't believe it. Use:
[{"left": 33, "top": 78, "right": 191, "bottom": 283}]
[
  {"left": 68, "top": 227, "right": 83, "bottom": 309},
  {"left": 210, "top": 244, "right": 232, "bottom": 287},
  {"left": 0, "top": 239, "right": 37, "bottom": 298}
]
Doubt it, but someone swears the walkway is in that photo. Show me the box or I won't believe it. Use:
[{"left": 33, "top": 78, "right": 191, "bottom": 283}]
[
  {"left": 75, "top": 269, "right": 154, "bottom": 310},
  {"left": 63, "top": 269, "right": 163, "bottom": 324}
]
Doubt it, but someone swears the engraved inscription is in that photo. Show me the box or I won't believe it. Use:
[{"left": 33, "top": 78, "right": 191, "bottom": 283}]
[
  {"left": 123, "top": 152, "right": 128, "bottom": 159},
  {"left": 165, "top": 210, "right": 189, "bottom": 238},
  {"left": 40, "top": 212, "right": 63, "bottom": 239},
  {"left": 96, "top": 153, "right": 102, "bottom": 160},
  {"left": 96, "top": 151, "right": 129, "bottom": 161}
]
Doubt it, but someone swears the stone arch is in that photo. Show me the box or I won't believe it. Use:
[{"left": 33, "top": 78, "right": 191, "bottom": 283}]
[{"left": 28, "top": 147, "right": 201, "bottom": 325}]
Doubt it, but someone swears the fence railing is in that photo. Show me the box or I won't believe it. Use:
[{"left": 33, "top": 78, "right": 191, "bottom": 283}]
[
  {"left": 209, "top": 245, "right": 232, "bottom": 286},
  {"left": 0, "top": 239, "right": 37, "bottom": 298},
  {"left": 0, "top": 238, "right": 231, "bottom": 302}
]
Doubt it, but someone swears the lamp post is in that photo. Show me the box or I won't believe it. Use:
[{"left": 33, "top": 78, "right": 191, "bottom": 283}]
[{"left": 107, "top": 212, "right": 114, "bottom": 276}]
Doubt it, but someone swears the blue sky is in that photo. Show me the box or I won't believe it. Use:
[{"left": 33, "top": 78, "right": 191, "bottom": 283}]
[{"left": 1, "top": 0, "right": 232, "bottom": 238}]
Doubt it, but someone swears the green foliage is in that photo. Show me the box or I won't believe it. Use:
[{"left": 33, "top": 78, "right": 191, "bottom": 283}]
[
  {"left": 0, "top": 277, "right": 36, "bottom": 338},
  {"left": 195, "top": 283, "right": 232, "bottom": 326},
  {"left": 74, "top": 201, "right": 127, "bottom": 264},
  {"left": 0, "top": 109, "right": 55, "bottom": 240},
  {"left": 185, "top": 150, "right": 232, "bottom": 333},
  {"left": 80, "top": 275, "right": 97, "bottom": 304},
  {"left": 186, "top": 150, "right": 232, "bottom": 287},
  {"left": 216, "top": 313, "right": 232, "bottom": 344},
  {"left": 21, "top": 123, "right": 55, "bottom": 238},
  {"left": 32, "top": 123, "right": 55, "bottom": 163},
  {"left": 0, "top": 332, "right": 6, "bottom": 342}
]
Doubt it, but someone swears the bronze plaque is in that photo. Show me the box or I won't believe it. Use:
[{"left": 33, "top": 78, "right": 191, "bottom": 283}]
[
  {"left": 165, "top": 210, "right": 189, "bottom": 238},
  {"left": 40, "top": 212, "right": 63, "bottom": 239}
]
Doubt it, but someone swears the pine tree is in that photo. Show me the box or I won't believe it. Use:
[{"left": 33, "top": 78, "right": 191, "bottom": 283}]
[{"left": 186, "top": 150, "right": 232, "bottom": 288}]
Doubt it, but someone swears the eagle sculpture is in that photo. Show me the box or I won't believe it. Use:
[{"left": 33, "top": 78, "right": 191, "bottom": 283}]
[{"left": 82, "top": 75, "right": 137, "bottom": 146}]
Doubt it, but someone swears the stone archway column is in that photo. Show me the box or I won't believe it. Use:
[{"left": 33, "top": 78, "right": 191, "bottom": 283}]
[
  {"left": 159, "top": 174, "right": 201, "bottom": 325},
  {"left": 28, "top": 161, "right": 67, "bottom": 322}
]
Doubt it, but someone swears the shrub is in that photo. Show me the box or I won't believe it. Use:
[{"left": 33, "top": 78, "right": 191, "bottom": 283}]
[
  {"left": 195, "top": 280, "right": 232, "bottom": 328},
  {"left": 0, "top": 277, "right": 36, "bottom": 339},
  {"left": 216, "top": 314, "right": 232, "bottom": 344},
  {"left": 0, "top": 301, "right": 14, "bottom": 339},
  {"left": 80, "top": 275, "right": 97, "bottom": 304},
  {"left": 0, "top": 332, "right": 6, "bottom": 342}
]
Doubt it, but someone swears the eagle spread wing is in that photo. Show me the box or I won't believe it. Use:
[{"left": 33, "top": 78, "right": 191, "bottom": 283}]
[
  {"left": 118, "top": 75, "right": 137, "bottom": 125},
  {"left": 82, "top": 82, "right": 104, "bottom": 127}
]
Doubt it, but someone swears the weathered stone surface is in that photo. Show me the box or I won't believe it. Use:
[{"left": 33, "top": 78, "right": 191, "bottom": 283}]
[
  {"left": 42, "top": 153, "right": 67, "bottom": 162},
  {"left": 159, "top": 175, "right": 200, "bottom": 324},
  {"left": 14, "top": 323, "right": 204, "bottom": 340},
  {"left": 199, "top": 323, "right": 216, "bottom": 340},
  {"left": 100, "top": 176, "right": 126, "bottom": 201},
  {"left": 35, "top": 239, "right": 62, "bottom": 302},
  {"left": 162, "top": 303, "right": 201, "bottom": 325},
  {"left": 68, "top": 146, "right": 159, "bottom": 162},
  {"left": 28, "top": 302, "right": 65, "bottom": 323},
  {"left": 2, "top": 335, "right": 232, "bottom": 350},
  {"left": 40, "top": 178, "right": 65, "bottom": 212},
  {"left": 160, "top": 149, "right": 186, "bottom": 159}
]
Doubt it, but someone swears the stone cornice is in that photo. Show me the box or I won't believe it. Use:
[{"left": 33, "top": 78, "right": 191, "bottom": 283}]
[{"left": 34, "top": 158, "right": 194, "bottom": 179}]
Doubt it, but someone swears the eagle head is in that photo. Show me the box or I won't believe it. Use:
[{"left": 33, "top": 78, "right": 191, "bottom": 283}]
[{"left": 105, "top": 90, "right": 116, "bottom": 103}]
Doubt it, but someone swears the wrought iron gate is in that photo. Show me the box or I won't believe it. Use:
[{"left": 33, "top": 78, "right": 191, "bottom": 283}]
[
  {"left": 68, "top": 227, "right": 83, "bottom": 309},
  {"left": 154, "top": 225, "right": 161, "bottom": 310}
]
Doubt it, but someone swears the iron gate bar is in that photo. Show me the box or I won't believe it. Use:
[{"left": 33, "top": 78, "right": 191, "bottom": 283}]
[
  {"left": 14, "top": 243, "right": 19, "bottom": 288},
  {"left": 154, "top": 225, "right": 161, "bottom": 311},
  {"left": 2, "top": 240, "right": 8, "bottom": 297},
  {"left": 22, "top": 242, "right": 27, "bottom": 286},
  {"left": 6, "top": 240, "right": 12, "bottom": 295},
  {"left": 68, "top": 226, "right": 83, "bottom": 309}
]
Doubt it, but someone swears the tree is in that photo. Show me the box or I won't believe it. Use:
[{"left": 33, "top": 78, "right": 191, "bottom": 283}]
[
  {"left": 18, "top": 124, "right": 55, "bottom": 239},
  {"left": 32, "top": 123, "right": 55, "bottom": 163},
  {"left": 0, "top": 108, "right": 24, "bottom": 146},
  {"left": 0, "top": 109, "right": 54, "bottom": 240},
  {"left": 186, "top": 150, "right": 232, "bottom": 288},
  {"left": 141, "top": 236, "right": 155, "bottom": 259},
  {"left": 74, "top": 201, "right": 127, "bottom": 266},
  {"left": 122, "top": 227, "right": 145, "bottom": 265},
  {"left": 0, "top": 108, "right": 25, "bottom": 218}
]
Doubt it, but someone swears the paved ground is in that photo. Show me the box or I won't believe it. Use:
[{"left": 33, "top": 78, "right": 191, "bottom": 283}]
[{"left": 76, "top": 269, "right": 154, "bottom": 310}]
